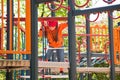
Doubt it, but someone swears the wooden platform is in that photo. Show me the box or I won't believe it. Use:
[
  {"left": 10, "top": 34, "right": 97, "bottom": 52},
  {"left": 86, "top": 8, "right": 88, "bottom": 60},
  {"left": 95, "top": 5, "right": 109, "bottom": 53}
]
[
  {"left": 0, "top": 60, "right": 69, "bottom": 68},
  {"left": 20, "top": 75, "right": 68, "bottom": 79},
  {"left": 0, "top": 60, "right": 29, "bottom": 70},
  {"left": 0, "top": 60, "right": 120, "bottom": 73},
  {"left": 48, "top": 67, "right": 120, "bottom": 73},
  {"left": 76, "top": 67, "right": 120, "bottom": 73},
  {"left": 38, "top": 61, "right": 69, "bottom": 68}
]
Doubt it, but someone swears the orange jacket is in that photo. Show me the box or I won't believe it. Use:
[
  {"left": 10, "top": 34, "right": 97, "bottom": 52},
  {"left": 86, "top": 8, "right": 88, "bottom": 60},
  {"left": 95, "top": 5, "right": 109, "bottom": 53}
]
[{"left": 39, "top": 23, "right": 67, "bottom": 48}]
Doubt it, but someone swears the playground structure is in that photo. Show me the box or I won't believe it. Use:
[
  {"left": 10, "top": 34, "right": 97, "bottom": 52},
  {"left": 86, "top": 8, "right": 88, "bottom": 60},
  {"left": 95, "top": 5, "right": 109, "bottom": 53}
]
[
  {"left": 0, "top": 0, "right": 120, "bottom": 80},
  {"left": 90, "top": 24, "right": 120, "bottom": 64}
]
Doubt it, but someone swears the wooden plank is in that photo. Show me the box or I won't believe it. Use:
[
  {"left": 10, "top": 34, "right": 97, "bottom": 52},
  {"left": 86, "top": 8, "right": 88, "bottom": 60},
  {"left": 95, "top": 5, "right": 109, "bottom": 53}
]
[
  {"left": 38, "top": 61, "right": 69, "bottom": 68},
  {"left": 20, "top": 75, "right": 68, "bottom": 79},
  {"left": 0, "top": 60, "right": 120, "bottom": 74},
  {"left": 0, "top": 67, "right": 29, "bottom": 70},
  {"left": 0, "top": 60, "right": 69, "bottom": 68},
  {"left": 76, "top": 67, "right": 120, "bottom": 73},
  {"left": 0, "top": 60, "right": 29, "bottom": 68},
  {"left": 0, "top": 60, "right": 69, "bottom": 69},
  {"left": 39, "top": 67, "right": 120, "bottom": 73}
]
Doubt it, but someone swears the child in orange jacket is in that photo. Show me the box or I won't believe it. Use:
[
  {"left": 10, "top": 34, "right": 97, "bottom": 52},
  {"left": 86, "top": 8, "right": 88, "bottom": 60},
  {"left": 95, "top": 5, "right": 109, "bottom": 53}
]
[{"left": 39, "top": 20, "right": 67, "bottom": 62}]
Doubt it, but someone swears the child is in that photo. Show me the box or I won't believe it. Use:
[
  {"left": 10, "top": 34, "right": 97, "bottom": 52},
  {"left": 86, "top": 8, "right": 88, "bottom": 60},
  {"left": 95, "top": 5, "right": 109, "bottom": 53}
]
[{"left": 39, "top": 20, "right": 67, "bottom": 62}]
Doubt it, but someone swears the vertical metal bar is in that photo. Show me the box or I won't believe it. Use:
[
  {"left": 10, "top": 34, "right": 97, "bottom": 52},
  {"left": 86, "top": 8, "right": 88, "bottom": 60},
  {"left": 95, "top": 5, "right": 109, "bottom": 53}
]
[
  {"left": 6, "top": 0, "right": 14, "bottom": 58},
  {"left": 42, "top": 26, "right": 45, "bottom": 61},
  {"left": 25, "top": 0, "right": 31, "bottom": 78},
  {"left": 6, "top": 0, "right": 13, "bottom": 57},
  {"left": 108, "top": 0, "right": 115, "bottom": 79},
  {"left": 1, "top": 0, "right": 4, "bottom": 50},
  {"left": 51, "top": 4, "right": 56, "bottom": 62},
  {"left": 108, "top": 11, "right": 115, "bottom": 80},
  {"left": 6, "top": 0, "right": 14, "bottom": 80},
  {"left": 17, "top": 0, "right": 20, "bottom": 51},
  {"left": 86, "top": 15, "right": 91, "bottom": 67},
  {"left": 26, "top": 0, "right": 31, "bottom": 53},
  {"left": 86, "top": 14, "right": 92, "bottom": 80},
  {"left": 30, "top": 0, "right": 38, "bottom": 80},
  {"left": 6, "top": 70, "right": 13, "bottom": 80},
  {"left": 41, "top": 24, "right": 45, "bottom": 80},
  {"left": 68, "top": 0, "right": 77, "bottom": 80},
  {"left": 21, "top": 32, "right": 25, "bottom": 77},
  {"left": 9, "top": 0, "right": 13, "bottom": 51},
  {"left": 13, "top": 27, "right": 17, "bottom": 80}
]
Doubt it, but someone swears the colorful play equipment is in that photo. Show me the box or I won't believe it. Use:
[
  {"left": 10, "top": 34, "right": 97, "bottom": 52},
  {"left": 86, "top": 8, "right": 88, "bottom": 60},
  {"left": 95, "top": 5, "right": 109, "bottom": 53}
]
[
  {"left": 90, "top": 24, "right": 108, "bottom": 53},
  {"left": 0, "top": 0, "right": 31, "bottom": 54},
  {"left": 75, "top": 24, "right": 120, "bottom": 65},
  {"left": 89, "top": 24, "right": 120, "bottom": 64},
  {"left": 113, "top": 26, "right": 120, "bottom": 64},
  {"left": 0, "top": 0, "right": 120, "bottom": 80}
]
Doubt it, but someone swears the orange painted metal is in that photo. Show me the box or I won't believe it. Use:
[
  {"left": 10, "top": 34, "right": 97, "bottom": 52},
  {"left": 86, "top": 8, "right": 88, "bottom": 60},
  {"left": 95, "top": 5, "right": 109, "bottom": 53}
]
[
  {"left": 9, "top": 0, "right": 13, "bottom": 50},
  {"left": 113, "top": 27, "right": 120, "bottom": 64},
  {"left": 18, "top": 0, "right": 20, "bottom": 52},
  {"left": 0, "top": 50, "right": 30, "bottom": 54},
  {"left": 0, "top": 0, "right": 31, "bottom": 54},
  {"left": 90, "top": 25, "right": 109, "bottom": 52},
  {"left": 25, "top": 0, "right": 31, "bottom": 53}
]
